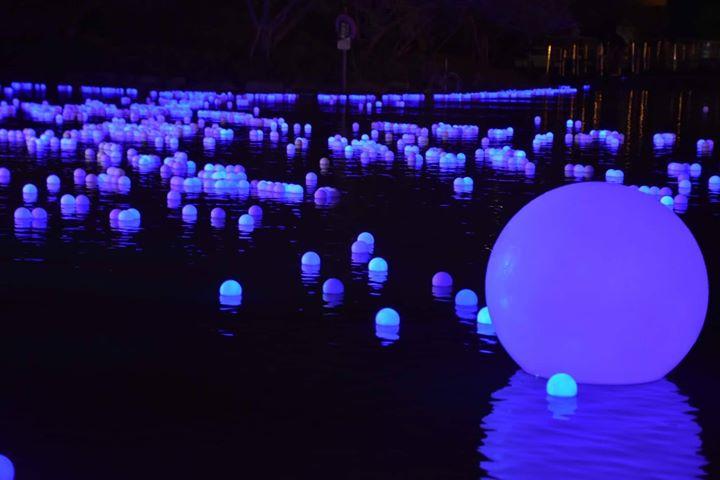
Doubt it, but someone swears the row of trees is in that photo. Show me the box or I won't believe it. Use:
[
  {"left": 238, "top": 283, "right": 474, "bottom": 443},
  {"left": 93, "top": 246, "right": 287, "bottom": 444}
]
[{"left": 0, "top": 0, "right": 716, "bottom": 88}]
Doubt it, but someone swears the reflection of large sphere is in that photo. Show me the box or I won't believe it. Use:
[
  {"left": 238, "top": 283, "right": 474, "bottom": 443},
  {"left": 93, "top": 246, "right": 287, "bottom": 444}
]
[
  {"left": 479, "top": 371, "right": 705, "bottom": 478},
  {"left": 485, "top": 183, "right": 708, "bottom": 384}
]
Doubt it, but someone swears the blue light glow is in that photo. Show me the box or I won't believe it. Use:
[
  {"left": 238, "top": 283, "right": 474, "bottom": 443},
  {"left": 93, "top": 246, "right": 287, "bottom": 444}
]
[
  {"left": 546, "top": 373, "right": 578, "bottom": 397},
  {"left": 375, "top": 307, "right": 400, "bottom": 326},
  {"left": 485, "top": 183, "right": 708, "bottom": 384}
]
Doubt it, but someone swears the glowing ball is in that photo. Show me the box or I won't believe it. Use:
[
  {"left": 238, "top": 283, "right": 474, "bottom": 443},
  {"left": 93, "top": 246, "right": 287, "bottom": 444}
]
[
  {"left": 660, "top": 195, "right": 674, "bottom": 207},
  {"left": 357, "top": 231, "right": 375, "bottom": 245},
  {"left": 22, "top": 183, "right": 37, "bottom": 195},
  {"left": 0, "top": 455, "right": 14, "bottom": 480},
  {"left": 375, "top": 307, "right": 400, "bottom": 326},
  {"left": 248, "top": 205, "right": 263, "bottom": 216},
  {"left": 219, "top": 279, "right": 242, "bottom": 296},
  {"left": 0, "top": 167, "right": 10, "bottom": 183},
  {"left": 455, "top": 289, "right": 478, "bottom": 307},
  {"left": 31, "top": 207, "right": 47, "bottom": 220},
  {"left": 477, "top": 306, "right": 492, "bottom": 325},
  {"left": 709, "top": 175, "right": 720, "bottom": 191},
  {"left": 322, "top": 278, "right": 344, "bottom": 295},
  {"left": 351, "top": 240, "right": 370, "bottom": 254},
  {"left": 546, "top": 373, "right": 578, "bottom": 397},
  {"left": 301, "top": 251, "right": 321, "bottom": 266},
  {"left": 75, "top": 195, "right": 90, "bottom": 207},
  {"left": 486, "top": 182, "right": 708, "bottom": 384},
  {"left": 46, "top": 174, "right": 60, "bottom": 188},
  {"left": 211, "top": 207, "right": 226, "bottom": 219},
  {"left": 238, "top": 214, "right": 254, "bottom": 227},
  {"left": 432, "top": 271, "right": 453, "bottom": 287},
  {"left": 368, "top": 257, "right": 388, "bottom": 272},
  {"left": 60, "top": 194, "right": 75, "bottom": 205},
  {"left": 14, "top": 207, "right": 32, "bottom": 220},
  {"left": 182, "top": 204, "right": 197, "bottom": 217}
]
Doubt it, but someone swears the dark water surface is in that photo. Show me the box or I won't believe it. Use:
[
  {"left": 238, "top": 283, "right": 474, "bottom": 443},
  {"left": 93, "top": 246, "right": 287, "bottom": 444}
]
[{"left": 1, "top": 84, "right": 719, "bottom": 479}]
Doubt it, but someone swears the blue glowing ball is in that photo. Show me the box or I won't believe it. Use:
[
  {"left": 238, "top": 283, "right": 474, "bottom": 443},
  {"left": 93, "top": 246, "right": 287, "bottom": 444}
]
[
  {"left": 357, "top": 231, "right": 375, "bottom": 245},
  {"left": 486, "top": 182, "right": 708, "bottom": 384},
  {"left": 477, "top": 306, "right": 492, "bottom": 325},
  {"left": 455, "top": 289, "right": 478, "bottom": 307},
  {"left": 211, "top": 207, "right": 226, "bottom": 219},
  {"left": 182, "top": 204, "right": 197, "bottom": 217},
  {"left": 219, "top": 279, "right": 242, "bottom": 297},
  {"left": 375, "top": 307, "right": 400, "bottom": 326},
  {"left": 248, "top": 205, "right": 263, "bottom": 216},
  {"left": 432, "top": 271, "right": 453, "bottom": 288},
  {"left": 301, "top": 251, "right": 321, "bottom": 267},
  {"left": 322, "top": 278, "right": 344, "bottom": 295},
  {"left": 0, "top": 455, "right": 13, "bottom": 480},
  {"left": 22, "top": 183, "right": 37, "bottom": 195},
  {"left": 546, "top": 373, "right": 578, "bottom": 397},
  {"left": 368, "top": 257, "right": 388, "bottom": 272},
  {"left": 238, "top": 214, "right": 254, "bottom": 227},
  {"left": 31, "top": 207, "right": 47, "bottom": 220},
  {"left": 14, "top": 207, "right": 32, "bottom": 220},
  {"left": 351, "top": 240, "right": 370, "bottom": 254}
]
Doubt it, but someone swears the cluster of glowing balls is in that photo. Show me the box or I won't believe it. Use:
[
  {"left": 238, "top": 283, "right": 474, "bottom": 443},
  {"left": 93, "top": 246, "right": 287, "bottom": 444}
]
[{"left": 485, "top": 182, "right": 708, "bottom": 384}]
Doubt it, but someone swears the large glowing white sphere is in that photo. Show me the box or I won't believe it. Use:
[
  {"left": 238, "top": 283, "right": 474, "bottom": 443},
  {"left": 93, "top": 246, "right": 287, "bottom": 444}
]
[{"left": 485, "top": 182, "right": 707, "bottom": 384}]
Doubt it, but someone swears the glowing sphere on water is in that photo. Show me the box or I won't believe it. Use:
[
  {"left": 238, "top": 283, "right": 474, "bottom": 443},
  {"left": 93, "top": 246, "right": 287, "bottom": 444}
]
[
  {"left": 22, "top": 183, "right": 37, "bottom": 195},
  {"left": 0, "top": 455, "right": 13, "bottom": 480},
  {"left": 248, "top": 205, "right": 263, "bottom": 216},
  {"left": 14, "top": 207, "right": 32, "bottom": 220},
  {"left": 60, "top": 194, "right": 75, "bottom": 205},
  {"left": 455, "top": 289, "right": 478, "bottom": 307},
  {"left": 31, "top": 207, "right": 47, "bottom": 220},
  {"left": 485, "top": 182, "right": 708, "bottom": 384},
  {"left": 182, "top": 204, "right": 197, "bottom": 217},
  {"left": 546, "top": 373, "right": 578, "bottom": 397},
  {"left": 357, "top": 231, "right": 375, "bottom": 245},
  {"left": 375, "top": 307, "right": 400, "bottom": 326},
  {"left": 322, "top": 278, "right": 344, "bottom": 295},
  {"left": 368, "top": 257, "right": 388, "bottom": 272},
  {"left": 219, "top": 279, "right": 242, "bottom": 297},
  {"left": 432, "top": 271, "right": 453, "bottom": 287},
  {"left": 210, "top": 207, "right": 226, "bottom": 219},
  {"left": 238, "top": 214, "right": 254, "bottom": 227},
  {"left": 477, "top": 306, "right": 492, "bottom": 325},
  {"left": 301, "top": 251, "right": 321, "bottom": 266},
  {"left": 351, "top": 240, "right": 370, "bottom": 254}
]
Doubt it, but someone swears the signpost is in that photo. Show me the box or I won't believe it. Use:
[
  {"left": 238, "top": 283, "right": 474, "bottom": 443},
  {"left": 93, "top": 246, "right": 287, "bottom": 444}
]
[{"left": 335, "top": 13, "right": 357, "bottom": 93}]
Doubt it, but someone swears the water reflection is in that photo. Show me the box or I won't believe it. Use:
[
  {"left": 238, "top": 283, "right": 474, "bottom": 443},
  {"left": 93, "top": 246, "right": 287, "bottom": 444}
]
[
  {"left": 375, "top": 324, "right": 399, "bottom": 346},
  {"left": 479, "top": 371, "right": 705, "bottom": 479}
]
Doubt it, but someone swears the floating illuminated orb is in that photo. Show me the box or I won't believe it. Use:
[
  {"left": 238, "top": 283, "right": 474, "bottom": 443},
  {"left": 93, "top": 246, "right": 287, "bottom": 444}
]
[
  {"left": 486, "top": 182, "right": 708, "bottom": 384},
  {"left": 546, "top": 373, "right": 577, "bottom": 397},
  {"left": 0, "top": 455, "right": 13, "bottom": 480},
  {"left": 375, "top": 307, "right": 400, "bottom": 326}
]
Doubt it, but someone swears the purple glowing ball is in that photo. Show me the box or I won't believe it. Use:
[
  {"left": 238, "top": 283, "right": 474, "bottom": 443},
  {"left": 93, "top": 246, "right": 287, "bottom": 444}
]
[{"left": 485, "top": 182, "right": 707, "bottom": 384}]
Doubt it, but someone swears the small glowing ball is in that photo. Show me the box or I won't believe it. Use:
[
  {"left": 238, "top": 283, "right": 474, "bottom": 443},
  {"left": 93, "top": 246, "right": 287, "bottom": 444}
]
[
  {"left": 660, "top": 195, "right": 674, "bottom": 207},
  {"left": 182, "top": 204, "right": 197, "bottom": 217},
  {"left": 357, "top": 231, "right": 375, "bottom": 245},
  {"left": 375, "top": 307, "right": 400, "bottom": 326},
  {"left": 351, "top": 240, "right": 370, "bottom": 254},
  {"left": 238, "top": 214, "right": 254, "bottom": 227},
  {"left": 248, "top": 205, "right": 263, "bottom": 216},
  {"left": 0, "top": 167, "right": 10, "bottom": 182},
  {"left": 322, "top": 278, "right": 344, "bottom": 294},
  {"left": 455, "top": 289, "right": 478, "bottom": 307},
  {"left": 46, "top": 174, "right": 60, "bottom": 186},
  {"left": 60, "top": 194, "right": 75, "bottom": 205},
  {"left": 546, "top": 373, "right": 578, "bottom": 397},
  {"left": 210, "top": 207, "right": 226, "bottom": 219},
  {"left": 368, "top": 257, "right": 388, "bottom": 272},
  {"left": 30, "top": 206, "right": 47, "bottom": 220},
  {"left": 477, "top": 306, "right": 492, "bottom": 325},
  {"left": 14, "top": 207, "right": 32, "bottom": 220},
  {"left": 301, "top": 251, "right": 321, "bottom": 266},
  {"left": 432, "top": 271, "right": 453, "bottom": 287},
  {"left": 486, "top": 182, "right": 708, "bottom": 384},
  {"left": 0, "top": 455, "right": 14, "bottom": 480},
  {"left": 22, "top": 183, "right": 37, "bottom": 195},
  {"left": 75, "top": 195, "right": 90, "bottom": 207},
  {"left": 219, "top": 279, "right": 242, "bottom": 296}
]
